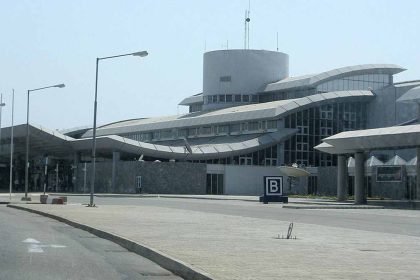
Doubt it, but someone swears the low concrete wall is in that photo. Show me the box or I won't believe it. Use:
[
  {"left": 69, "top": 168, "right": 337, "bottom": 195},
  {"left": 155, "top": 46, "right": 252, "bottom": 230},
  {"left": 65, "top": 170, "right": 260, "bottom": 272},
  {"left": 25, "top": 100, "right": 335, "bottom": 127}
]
[
  {"left": 223, "top": 165, "right": 291, "bottom": 196},
  {"left": 75, "top": 161, "right": 207, "bottom": 194},
  {"left": 317, "top": 167, "right": 338, "bottom": 196}
]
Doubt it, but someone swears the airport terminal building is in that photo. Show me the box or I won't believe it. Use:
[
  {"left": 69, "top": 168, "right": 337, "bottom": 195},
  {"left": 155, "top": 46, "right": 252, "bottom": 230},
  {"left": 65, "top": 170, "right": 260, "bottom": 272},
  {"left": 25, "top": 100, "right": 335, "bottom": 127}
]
[{"left": 1, "top": 49, "right": 419, "bottom": 199}]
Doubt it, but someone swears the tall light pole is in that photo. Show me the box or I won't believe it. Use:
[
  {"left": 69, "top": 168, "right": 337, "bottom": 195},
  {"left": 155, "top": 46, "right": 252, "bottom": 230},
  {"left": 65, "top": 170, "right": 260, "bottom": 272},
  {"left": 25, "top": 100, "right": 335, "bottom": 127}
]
[
  {"left": 22, "top": 83, "right": 65, "bottom": 201},
  {"left": 9, "top": 89, "right": 14, "bottom": 200},
  {"left": 89, "top": 50, "right": 148, "bottom": 207}
]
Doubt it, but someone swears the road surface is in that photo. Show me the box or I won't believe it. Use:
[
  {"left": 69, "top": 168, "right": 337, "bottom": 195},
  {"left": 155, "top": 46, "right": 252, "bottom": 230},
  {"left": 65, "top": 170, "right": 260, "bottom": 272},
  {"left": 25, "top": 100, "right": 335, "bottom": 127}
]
[{"left": 0, "top": 205, "right": 182, "bottom": 280}]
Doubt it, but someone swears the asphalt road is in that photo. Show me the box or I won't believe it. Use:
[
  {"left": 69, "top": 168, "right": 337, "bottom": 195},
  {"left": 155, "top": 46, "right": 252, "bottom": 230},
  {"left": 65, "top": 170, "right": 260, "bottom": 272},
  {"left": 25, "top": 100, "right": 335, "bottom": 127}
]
[
  {"left": 0, "top": 205, "right": 182, "bottom": 280},
  {"left": 61, "top": 195, "right": 420, "bottom": 237}
]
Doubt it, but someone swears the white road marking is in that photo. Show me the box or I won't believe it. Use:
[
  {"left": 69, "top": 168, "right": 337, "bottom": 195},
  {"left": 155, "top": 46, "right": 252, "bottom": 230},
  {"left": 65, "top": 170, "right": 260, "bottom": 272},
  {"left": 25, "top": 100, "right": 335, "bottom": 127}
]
[
  {"left": 23, "top": 238, "right": 66, "bottom": 253},
  {"left": 22, "top": 238, "right": 40, "bottom": 244},
  {"left": 28, "top": 244, "right": 44, "bottom": 253}
]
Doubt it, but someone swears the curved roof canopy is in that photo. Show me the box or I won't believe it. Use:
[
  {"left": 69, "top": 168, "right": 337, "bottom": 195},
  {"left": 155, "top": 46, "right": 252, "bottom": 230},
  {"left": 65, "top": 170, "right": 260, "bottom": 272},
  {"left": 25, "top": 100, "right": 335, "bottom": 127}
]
[
  {"left": 0, "top": 123, "right": 297, "bottom": 161},
  {"left": 315, "top": 124, "right": 420, "bottom": 154},
  {"left": 265, "top": 64, "right": 405, "bottom": 92},
  {"left": 179, "top": 93, "right": 204, "bottom": 106},
  {"left": 84, "top": 90, "right": 374, "bottom": 138},
  {"left": 397, "top": 86, "right": 420, "bottom": 104}
]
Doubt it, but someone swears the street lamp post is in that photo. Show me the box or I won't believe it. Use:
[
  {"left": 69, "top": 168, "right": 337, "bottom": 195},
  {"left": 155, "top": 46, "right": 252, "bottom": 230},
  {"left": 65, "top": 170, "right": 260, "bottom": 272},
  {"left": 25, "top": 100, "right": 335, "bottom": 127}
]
[
  {"left": 89, "top": 50, "right": 148, "bottom": 207},
  {"left": 22, "top": 83, "right": 65, "bottom": 201},
  {"left": 9, "top": 89, "right": 14, "bottom": 200}
]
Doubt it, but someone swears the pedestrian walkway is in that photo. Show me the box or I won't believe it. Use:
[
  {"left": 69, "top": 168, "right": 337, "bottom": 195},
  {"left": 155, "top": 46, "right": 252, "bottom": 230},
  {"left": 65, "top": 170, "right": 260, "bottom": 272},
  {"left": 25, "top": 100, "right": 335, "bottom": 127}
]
[{"left": 7, "top": 200, "right": 420, "bottom": 280}]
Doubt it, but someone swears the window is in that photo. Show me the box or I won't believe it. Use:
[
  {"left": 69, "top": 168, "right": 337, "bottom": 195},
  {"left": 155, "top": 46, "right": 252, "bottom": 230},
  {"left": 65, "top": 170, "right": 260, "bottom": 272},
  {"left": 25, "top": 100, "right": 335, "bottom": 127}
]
[
  {"left": 239, "top": 156, "right": 253, "bottom": 165},
  {"left": 234, "top": 95, "right": 241, "bottom": 102},
  {"left": 217, "top": 125, "right": 229, "bottom": 134},
  {"left": 251, "top": 95, "right": 258, "bottom": 102},
  {"left": 152, "top": 131, "right": 160, "bottom": 140},
  {"left": 178, "top": 129, "right": 187, "bottom": 138},
  {"left": 161, "top": 129, "right": 173, "bottom": 139},
  {"left": 199, "top": 126, "right": 212, "bottom": 135},
  {"left": 226, "top": 94, "right": 233, "bottom": 102},
  {"left": 264, "top": 158, "right": 277, "bottom": 166},
  {"left": 188, "top": 128, "right": 197, "bottom": 137},
  {"left": 247, "top": 121, "right": 259, "bottom": 131},
  {"left": 267, "top": 120, "right": 277, "bottom": 129},
  {"left": 219, "top": 95, "right": 225, "bottom": 102},
  {"left": 242, "top": 95, "right": 249, "bottom": 102},
  {"left": 297, "top": 125, "right": 309, "bottom": 135},
  {"left": 212, "top": 95, "right": 218, "bottom": 103},
  {"left": 219, "top": 76, "right": 231, "bottom": 82},
  {"left": 230, "top": 123, "right": 240, "bottom": 133}
]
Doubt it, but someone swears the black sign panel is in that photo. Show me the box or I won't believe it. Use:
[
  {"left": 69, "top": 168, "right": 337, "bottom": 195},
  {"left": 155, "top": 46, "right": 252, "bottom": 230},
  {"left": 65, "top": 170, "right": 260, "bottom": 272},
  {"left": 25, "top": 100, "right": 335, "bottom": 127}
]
[
  {"left": 376, "top": 166, "right": 402, "bottom": 182},
  {"left": 264, "top": 176, "right": 283, "bottom": 196}
]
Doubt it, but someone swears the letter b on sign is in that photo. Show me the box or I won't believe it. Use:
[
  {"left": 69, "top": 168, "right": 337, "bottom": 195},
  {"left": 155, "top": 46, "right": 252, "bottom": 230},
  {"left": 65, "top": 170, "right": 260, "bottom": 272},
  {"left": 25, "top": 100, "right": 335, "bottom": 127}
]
[{"left": 264, "top": 176, "right": 283, "bottom": 196}]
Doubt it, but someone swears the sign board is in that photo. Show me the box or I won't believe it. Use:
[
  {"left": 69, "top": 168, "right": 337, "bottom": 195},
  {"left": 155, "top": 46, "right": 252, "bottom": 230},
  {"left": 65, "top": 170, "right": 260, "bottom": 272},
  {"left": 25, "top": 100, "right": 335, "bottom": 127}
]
[
  {"left": 136, "top": 176, "right": 142, "bottom": 193},
  {"left": 264, "top": 176, "right": 283, "bottom": 196},
  {"left": 376, "top": 166, "right": 402, "bottom": 182}
]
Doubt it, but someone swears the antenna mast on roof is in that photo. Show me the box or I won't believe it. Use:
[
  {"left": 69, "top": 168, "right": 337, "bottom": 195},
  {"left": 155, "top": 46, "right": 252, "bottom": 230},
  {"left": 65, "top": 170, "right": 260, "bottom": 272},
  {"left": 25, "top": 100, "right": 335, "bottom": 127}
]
[{"left": 244, "top": 0, "right": 251, "bottom": 49}]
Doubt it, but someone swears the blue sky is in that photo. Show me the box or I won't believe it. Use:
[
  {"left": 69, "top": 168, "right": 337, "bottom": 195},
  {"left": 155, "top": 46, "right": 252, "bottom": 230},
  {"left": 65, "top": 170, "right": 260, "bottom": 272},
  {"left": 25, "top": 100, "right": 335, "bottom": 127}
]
[{"left": 0, "top": 0, "right": 419, "bottom": 129}]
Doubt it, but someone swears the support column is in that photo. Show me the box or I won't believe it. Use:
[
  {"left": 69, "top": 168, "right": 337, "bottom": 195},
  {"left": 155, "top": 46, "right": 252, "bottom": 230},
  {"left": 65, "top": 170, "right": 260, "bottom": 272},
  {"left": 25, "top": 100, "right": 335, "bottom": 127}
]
[
  {"left": 337, "top": 155, "right": 348, "bottom": 201},
  {"left": 354, "top": 152, "right": 366, "bottom": 204},
  {"left": 111, "top": 151, "right": 120, "bottom": 193},
  {"left": 416, "top": 147, "right": 420, "bottom": 200}
]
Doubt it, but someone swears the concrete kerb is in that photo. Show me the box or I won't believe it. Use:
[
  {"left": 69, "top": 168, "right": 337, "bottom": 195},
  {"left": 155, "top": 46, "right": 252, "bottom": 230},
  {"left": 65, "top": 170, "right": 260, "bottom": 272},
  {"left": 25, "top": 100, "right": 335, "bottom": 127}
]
[{"left": 6, "top": 204, "right": 213, "bottom": 280}]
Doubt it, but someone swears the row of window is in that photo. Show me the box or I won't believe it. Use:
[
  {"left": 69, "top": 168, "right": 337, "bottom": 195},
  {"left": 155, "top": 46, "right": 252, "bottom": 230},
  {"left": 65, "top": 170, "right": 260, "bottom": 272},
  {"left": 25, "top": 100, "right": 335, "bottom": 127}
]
[
  {"left": 123, "top": 120, "right": 278, "bottom": 142},
  {"left": 189, "top": 145, "right": 279, "bottom": 166},
  {"left": 204, "top": 94, "right": 258, "bottom": 104},
  {"left": 316, "top": 74, "right": 390, "bottom": 93},
  {"left": 284, "top": 102, "right": 367, "bottom": 167}
]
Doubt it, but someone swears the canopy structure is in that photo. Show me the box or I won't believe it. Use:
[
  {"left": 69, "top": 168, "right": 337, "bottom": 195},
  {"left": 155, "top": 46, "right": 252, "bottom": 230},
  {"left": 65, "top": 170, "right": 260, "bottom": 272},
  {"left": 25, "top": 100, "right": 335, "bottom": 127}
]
[
  {"left": 314, "top": 124, "right": 420, "bottom": 204},
  {"left": 0, "top": 123, "right": 297, "bottom": 161}
]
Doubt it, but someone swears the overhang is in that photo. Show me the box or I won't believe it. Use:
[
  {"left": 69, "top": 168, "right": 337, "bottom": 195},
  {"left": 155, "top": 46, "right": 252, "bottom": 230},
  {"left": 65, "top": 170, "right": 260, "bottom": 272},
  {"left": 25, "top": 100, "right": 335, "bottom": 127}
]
[
  {"left": 264, "top": 64, "right": 405, "bottom": 92},
  {"left": 0, "top": 123, "right": 297, "bottom": 161},
  {"left": 315, "top": 124, "right": 420, "bottom": 155},
  {"left": 84, "top": 90, "right": 374, "bottom": 137}
]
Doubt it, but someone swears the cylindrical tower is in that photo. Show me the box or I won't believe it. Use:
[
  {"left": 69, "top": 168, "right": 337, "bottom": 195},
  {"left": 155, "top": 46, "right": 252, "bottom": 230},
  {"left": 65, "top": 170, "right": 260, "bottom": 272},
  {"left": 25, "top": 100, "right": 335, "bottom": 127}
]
[{"left": 202, "top": 49, "right": 289, "bottom": 110}]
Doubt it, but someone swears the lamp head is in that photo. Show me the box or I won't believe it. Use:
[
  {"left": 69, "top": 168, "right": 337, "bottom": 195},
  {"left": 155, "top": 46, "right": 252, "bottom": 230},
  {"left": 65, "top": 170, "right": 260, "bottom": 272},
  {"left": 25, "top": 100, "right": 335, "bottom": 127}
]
[
  {"left": 132, "top": 51, "right": 148, "bottom": 57},
  {"left": 55, "top": 84, "right": 66, "bottom": 88}
]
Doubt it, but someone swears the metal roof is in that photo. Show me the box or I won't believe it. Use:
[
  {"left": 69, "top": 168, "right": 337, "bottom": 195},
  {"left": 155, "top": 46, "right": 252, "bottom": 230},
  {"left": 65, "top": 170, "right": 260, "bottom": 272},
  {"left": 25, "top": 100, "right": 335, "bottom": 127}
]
[
  {"left": 0, "top": 123, "right": 297, "bottom": 161},
  {"left": 385, "top": 155, "right": 407, "bottom": 166},
  {"left": 396, "top": 86, "right": 420, "bottom": 104},
  {"left": 83, "top": 90, "right": 374, "bottom": 138},
  {"left": 366, "top": 156, "right": 384, "bottom": 167},
  {"left": 315, "top": 124, "right": 420, "bottom": 154},
  {"left": 264, "top": 64, "right": 405, "bottom": 92},
  {"left": 179, "top": 93, "right": 204, "bottom": 106}
]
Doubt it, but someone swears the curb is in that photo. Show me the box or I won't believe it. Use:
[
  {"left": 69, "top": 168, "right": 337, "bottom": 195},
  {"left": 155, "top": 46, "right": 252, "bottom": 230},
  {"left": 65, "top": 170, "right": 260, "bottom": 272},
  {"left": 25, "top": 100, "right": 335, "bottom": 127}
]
[
  {"left": 7, "top": 204, "right": 213, "bottom": 280},
  {"left": 283, "top": 204, "right": 384, "bottom": 209},
  {"left": 158, "top": 195, "right": 258, "bottom": 202}
]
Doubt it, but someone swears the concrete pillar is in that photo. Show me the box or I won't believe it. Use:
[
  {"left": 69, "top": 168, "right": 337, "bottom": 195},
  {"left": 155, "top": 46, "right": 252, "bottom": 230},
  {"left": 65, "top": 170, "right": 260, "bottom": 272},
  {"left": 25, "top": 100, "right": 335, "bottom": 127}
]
[
  {"left": 111, "top": 151, "right": 120, "bottom": 193},
  {"left": 416, "top": 147, "right": 420, "bottom": 200},
  {"left": 354, "top": 152, "right": 366, "bottom": 204},
  {"left": 337, "top": 155, "right": 348, "bottom": 201}
]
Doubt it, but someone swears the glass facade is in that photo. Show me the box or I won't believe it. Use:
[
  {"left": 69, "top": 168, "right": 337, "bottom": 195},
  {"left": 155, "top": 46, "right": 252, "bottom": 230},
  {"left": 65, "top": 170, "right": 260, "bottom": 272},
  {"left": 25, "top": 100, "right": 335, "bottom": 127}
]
[
  {"left": 190, "top": 144, "right": 278, "bottom": 166},
  {"left": 121, "top": 120, "right": 278, "bottom": 142},
  {"left": 316, "top": 74, "right": 390, "bottom": 92},
  {"left": 284, "top": 102, "right": 367, "bottom": 167},
  {"left": 203, "top": 94, "right": 258, "bottom": 105}
]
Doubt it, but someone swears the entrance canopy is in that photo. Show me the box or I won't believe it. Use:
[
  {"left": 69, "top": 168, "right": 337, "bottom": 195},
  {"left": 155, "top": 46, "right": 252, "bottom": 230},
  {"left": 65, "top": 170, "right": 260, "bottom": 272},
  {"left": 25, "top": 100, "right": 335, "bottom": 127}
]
[
  {"left": 0, "top": 123, "right": 297, "bottom": 161},
  {"left": 315, "top": 124, "right": 420, "bottom": 154}
]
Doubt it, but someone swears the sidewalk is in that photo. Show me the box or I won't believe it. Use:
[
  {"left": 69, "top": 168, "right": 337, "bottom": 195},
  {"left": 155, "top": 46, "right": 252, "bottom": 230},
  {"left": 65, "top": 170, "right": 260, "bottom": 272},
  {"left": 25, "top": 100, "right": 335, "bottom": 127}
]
[{"left": 7, "top": 201, "right": 420, "bottom": 280}]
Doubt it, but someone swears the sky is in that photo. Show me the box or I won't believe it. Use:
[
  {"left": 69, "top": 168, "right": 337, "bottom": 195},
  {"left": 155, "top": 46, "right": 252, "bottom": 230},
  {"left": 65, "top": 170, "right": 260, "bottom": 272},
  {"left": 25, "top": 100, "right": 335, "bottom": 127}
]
[{"left": 0, "top": 0, "right": 419, "bottom": 130}]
